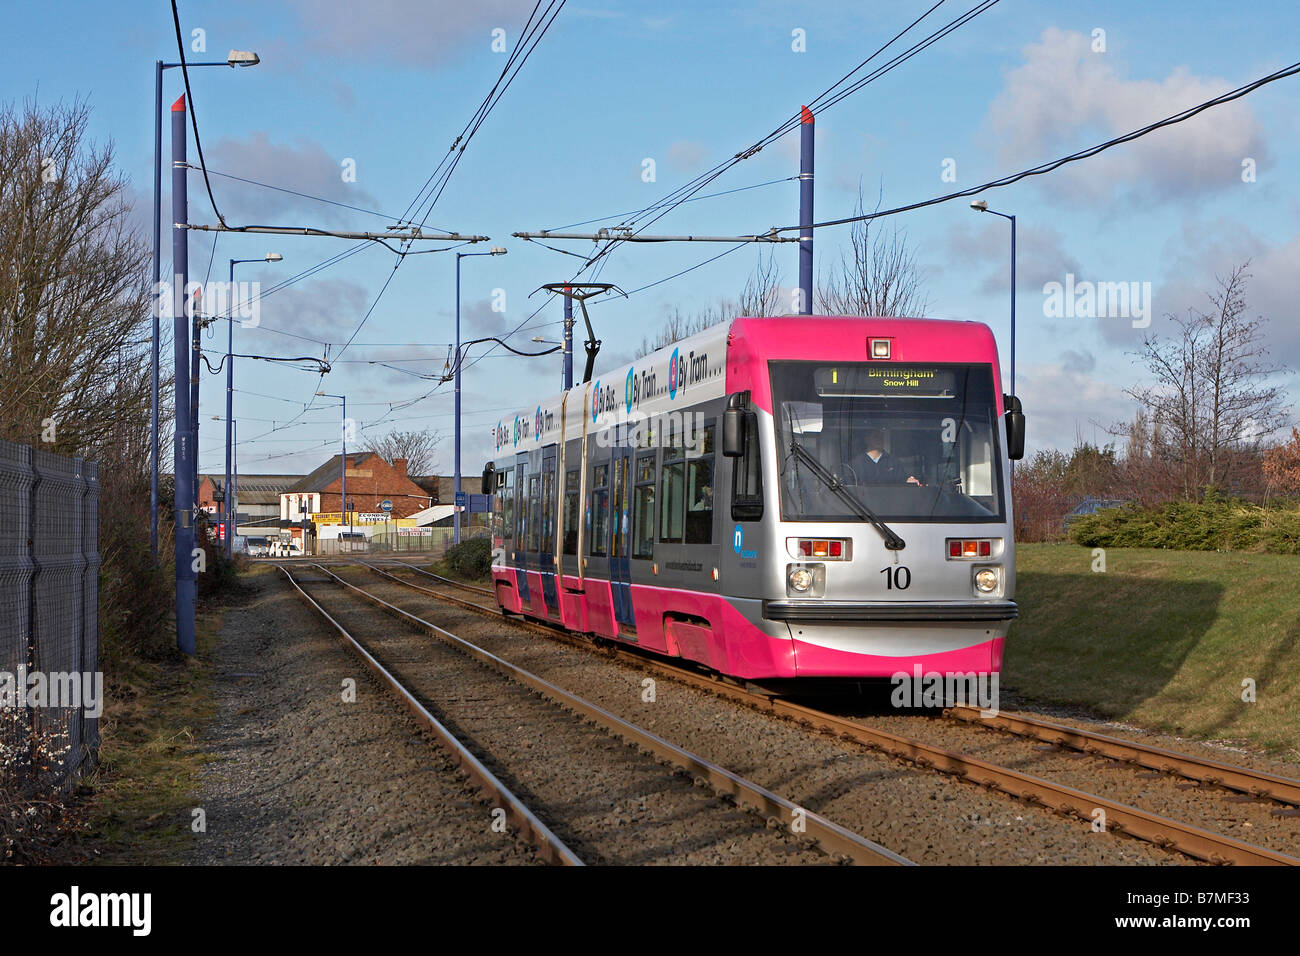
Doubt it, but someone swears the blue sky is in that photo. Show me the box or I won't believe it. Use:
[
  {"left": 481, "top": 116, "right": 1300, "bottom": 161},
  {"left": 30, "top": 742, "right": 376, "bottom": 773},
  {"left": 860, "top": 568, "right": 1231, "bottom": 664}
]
[{"left": 7, "top": 1, "right": 1299, "bottom": 474}]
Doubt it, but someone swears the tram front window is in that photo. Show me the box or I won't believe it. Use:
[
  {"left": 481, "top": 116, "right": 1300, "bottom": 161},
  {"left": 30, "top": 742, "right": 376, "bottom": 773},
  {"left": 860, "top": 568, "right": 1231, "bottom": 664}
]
[{"left": 770, "top": 361, "right": 1006, "bottom": 523}]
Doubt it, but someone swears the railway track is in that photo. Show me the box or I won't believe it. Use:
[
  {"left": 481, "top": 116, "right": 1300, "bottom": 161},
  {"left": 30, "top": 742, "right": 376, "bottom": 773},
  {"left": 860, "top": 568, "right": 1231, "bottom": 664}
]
[
  {"left": 280, "top": 564, "right": 911, "bottom": 867},
  {"left": 358, "top": 559, "right": 1300, "bottom": 866}
]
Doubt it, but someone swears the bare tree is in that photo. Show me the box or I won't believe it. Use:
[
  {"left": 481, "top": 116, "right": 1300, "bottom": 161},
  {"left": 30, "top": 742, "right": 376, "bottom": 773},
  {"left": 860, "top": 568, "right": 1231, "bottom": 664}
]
[
  {"left": 364, "top": 428, "right": 442, "bottom": 476},
  {"left": 634, "top": 252, "right": 784, "bottom": 358},
  {"left": 817, "top": 186, "right": 929, "bottom": 317},
  {"left": 1126, "top": 263, "right": 1290, "bottom": 498},
  {"left": 737, "top": 248, "right": 783, "bottom": 317},
  {"left": 0, "top": 97, "right": 155, "bottom": 455}
]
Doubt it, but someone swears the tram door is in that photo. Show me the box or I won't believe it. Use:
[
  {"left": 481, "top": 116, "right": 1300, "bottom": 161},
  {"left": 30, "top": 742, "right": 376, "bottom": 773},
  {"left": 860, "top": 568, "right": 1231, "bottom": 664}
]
[
  {"left": 512, "top": 452, "right": 529, "bottom": 604},
  {"left": 610, "top": 426, "right": 635, "bottom": 632},
  {"left": 540, "top": 445, "right": 559, "bottom": 617}
]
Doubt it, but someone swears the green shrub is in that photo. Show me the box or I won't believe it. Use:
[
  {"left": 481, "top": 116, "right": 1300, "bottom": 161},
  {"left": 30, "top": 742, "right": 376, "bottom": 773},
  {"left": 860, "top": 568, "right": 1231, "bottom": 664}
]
[
  {"left": 1069, "top": 499, "right": 1300, "bottom": 554},
  {"left": 442, "top": 537, "right": 492, "bottom": 579}
]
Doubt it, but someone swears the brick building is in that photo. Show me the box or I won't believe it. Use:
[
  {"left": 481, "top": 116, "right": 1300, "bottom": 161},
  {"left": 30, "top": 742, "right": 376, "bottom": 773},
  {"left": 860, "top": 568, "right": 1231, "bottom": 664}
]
[{"left": 284, "top": 453, "right": 433, "bottom": 521}]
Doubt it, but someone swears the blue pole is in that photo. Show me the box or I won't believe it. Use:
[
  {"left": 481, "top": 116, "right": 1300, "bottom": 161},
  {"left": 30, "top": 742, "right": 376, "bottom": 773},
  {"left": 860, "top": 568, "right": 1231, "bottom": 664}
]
[
  {"left": 343, "top": 395, "right": 349, "bottom": 539},
  {"left": 232, "top": 419, "right": 237, "bottom": 545},
  {"left": 172, "top": 94, "right": 196, "bottom": 655},
  {"left": 563, "top": 287, "right": 573, "bottom": 391},
  {"left": 798, "top": 105, "right": 814, "bottom": 315},
  {"left": 191, "top": 272, "right": 201, "bottom": 508},
  {"left": 150, "top": 60, "right": 162, "bottom": 561},
  {"left": 1009, "top": 214, "right": 1016, "bottom": 398},
  {"left": 454, "top": 255, "right": 462, "bottom": 545},
  {"left": 1009, "top": 214, "right": 1016, "bottom": 480},
  {"left": 224, "top": 258, "right": 235, "bottom": 557}
]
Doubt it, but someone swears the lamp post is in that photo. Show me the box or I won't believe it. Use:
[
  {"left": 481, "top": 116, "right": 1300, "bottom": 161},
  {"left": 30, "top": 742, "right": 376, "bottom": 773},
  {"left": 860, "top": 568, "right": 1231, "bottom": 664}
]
[
  {"left": 531, "top": 336, "right": 565, "bottom": 390},
  {"left": 151, "top": 49, "right": 260, "bottom": 560},
  {"left": 225, "top": 253, "right": 282, "bottom": 556},
  {"left": 969, "top": 199, "right": 1016, "bottom": 397},
  {"left": 453, "top": 246, "right": 507, "bottom": 545},
  {"left": 316, "top": 391, "right": 349, "bottom": 544},
  {"left": 970, "top": 199, "right": 1016, "bottom": 476}
]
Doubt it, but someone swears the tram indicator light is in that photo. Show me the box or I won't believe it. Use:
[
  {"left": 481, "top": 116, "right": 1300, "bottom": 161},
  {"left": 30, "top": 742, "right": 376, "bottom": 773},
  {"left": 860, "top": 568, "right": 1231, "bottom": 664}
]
[
  {"left": 789, "top": 538, "right": 850, "bottom": 560},
  {"left": 946, "top": 538, "right": 1001, "bottom": 560}
]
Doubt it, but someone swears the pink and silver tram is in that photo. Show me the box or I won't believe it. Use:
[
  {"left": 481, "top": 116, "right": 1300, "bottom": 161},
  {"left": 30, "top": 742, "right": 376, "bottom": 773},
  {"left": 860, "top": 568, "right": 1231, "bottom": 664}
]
[{"left": 482, "top": 316, "right": 1024, "bottom": 681}]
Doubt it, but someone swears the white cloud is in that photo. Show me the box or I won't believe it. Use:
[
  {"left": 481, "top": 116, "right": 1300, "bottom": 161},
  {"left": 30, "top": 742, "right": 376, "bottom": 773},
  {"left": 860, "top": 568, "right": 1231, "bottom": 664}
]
[
  {"left": 206, "top": 132, "right": 382, "bottom": 226},
  {"left": 944, "top": 220, "right": 1085, "bottom": 296},
  {"left": 284, "top": 0, "right": 541, "bottom": 67},
  {"left": 666, "top": 139, "right": 707, "bottom": 172},
  {"left": 988, "top": 28, "right": 1268, "bottom": 203},
  {"left": 1016, "top": 361, "right": 1134, "bottom": 454}
]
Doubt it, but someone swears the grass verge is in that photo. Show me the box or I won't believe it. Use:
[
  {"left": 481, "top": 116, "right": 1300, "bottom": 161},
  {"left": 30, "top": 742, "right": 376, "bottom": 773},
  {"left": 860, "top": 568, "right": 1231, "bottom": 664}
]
[{"left": 1006, "top": 544, "right": 1300, "bottom": 755}]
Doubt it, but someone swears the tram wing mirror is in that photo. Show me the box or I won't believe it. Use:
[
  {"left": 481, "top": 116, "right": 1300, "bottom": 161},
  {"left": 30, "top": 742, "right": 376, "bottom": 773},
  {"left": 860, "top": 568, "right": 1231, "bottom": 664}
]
[
  {"left": 1004, "top": 394, "right": 1025, "bottom": 461},
  {"left": 724, "top": 392, "right": 752, "bottom": 457},
  {"left": 481, "top": 463, "right": 495, "bottom": 495},
  {"left": 723, "top": 406, "right": 744, "bottom": 457}
]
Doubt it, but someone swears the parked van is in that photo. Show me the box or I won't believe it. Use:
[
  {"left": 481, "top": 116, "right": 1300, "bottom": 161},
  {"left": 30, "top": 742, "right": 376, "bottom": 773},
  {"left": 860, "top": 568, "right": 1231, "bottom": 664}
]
[{"left": 338, "top": 531, "right": 368, "bottom": 554}]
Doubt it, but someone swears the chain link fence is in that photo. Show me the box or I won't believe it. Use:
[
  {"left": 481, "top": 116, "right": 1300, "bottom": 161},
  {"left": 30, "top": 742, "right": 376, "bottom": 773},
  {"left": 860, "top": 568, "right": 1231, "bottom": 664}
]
[
  {"left": 311, "top": 527, "right": 489, "bottom": 558},
  {"left": 0, "top": 438, "right": 100, "bottom": 790}
]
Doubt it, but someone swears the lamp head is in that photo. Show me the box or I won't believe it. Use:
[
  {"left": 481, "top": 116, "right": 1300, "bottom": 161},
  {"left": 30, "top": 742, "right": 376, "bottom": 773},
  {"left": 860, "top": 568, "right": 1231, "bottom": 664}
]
[
  {"left": 227, "top": 50, "right": 260, "bottom": 67},
  {"left": 969, "top": 199, "right": 988, "bottom": 212},
  {"left": 265, "top": 253, "right": 283, "bottom": 262},
  {"left": 489, "top": 246, "right": 507, "bottom": 255}
]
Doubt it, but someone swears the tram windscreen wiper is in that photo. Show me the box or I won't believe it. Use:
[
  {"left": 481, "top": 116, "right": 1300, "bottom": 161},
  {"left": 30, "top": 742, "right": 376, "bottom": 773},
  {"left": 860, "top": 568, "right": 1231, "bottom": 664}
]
[{"left": 787, "top": 438, "right": 906, "bottom": 551}]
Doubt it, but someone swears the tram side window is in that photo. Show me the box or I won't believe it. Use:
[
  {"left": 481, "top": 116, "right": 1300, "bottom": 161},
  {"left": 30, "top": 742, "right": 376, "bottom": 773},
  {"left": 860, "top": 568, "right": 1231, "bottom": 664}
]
[
  {"left": 515, "top": 462, "right": 529, "bottom": 542},
  {"left": 500, "top": 467, "right": 514, "bottom": 540},
  {"left": 633, "top": 453, "right": 656, "bottom": 559},
  {"left": 660, "top": 428, "right": 685, "bottom": 544},
  {"left": 732, "top": 412, "right": 764, "bottom": 521},
  {"left": 562, "top": 469, "right": 579, "bottom": 555},
  {"left": 590, "top": 462, "right": 609, "bottom": 557},
  {"left": 526, "top": 475, "right": 541, "bottom": 551},
  {"left": 685, "top": 423, "right": 714, "bottom": 544},
  {"left": 541, "top": 468, "right": 555, "bottom": 555}
]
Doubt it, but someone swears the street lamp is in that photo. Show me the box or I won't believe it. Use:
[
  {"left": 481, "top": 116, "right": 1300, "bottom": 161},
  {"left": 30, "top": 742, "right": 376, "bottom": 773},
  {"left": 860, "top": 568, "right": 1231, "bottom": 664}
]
[
  {"left": 532, "top": 336, "right": 566, "bottom": 390},
  {"left": 151, "top": 49, "right": 260, "bottom": 560},
  {"left": 316, "top": 391, "right": 350, "bottom": 545},
  {"left": 454, "top": 246, "right": 507, "bottom": 545},
  {"left": 971, "top": 198, "right": 1016, "bottom": 475},
  {"left": 224, "top": 253, "right": 282, "bottom": 556}
]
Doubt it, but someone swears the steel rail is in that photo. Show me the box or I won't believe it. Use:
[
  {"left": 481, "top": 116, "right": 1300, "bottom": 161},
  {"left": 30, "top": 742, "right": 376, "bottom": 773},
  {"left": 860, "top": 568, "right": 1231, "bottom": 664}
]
[
  {"left": 277, "top": 566, "right": 583, "bottom": 866},
  {"left": 359, "top": 562, "right": 1300, "bottom": 866},
  {"left": 311, "top": 564, "right": 912, "bottom": 866},
  {"left": 372, "top": 559, "right": 494, "bottom": 596},
  {"left": 947, "top": 705, "right": 1300, "bottom": 807}
]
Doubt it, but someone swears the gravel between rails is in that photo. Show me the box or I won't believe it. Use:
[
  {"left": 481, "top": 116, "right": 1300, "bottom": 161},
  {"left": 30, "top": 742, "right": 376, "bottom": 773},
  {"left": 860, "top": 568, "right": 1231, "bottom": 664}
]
[
  {"left": 830, "top": 708, "right": 1300, "bottom": 857},
  {"left": 371, "top": 563, "right": 1300, "bottom": 853},
  {"left": 192, "top": 571, "right": 541, "bottom": 865},
  {"left": 338, "top": 565, "right": 1185, "bottom": 865},
  {"left": 293, "top": 571, "right": 833, "bottom": 865}
]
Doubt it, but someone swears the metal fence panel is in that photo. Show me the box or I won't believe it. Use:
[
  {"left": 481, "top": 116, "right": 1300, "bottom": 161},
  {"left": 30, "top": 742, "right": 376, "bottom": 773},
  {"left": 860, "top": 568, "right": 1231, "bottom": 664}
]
[{"left": 0, "top": 438, "right": 100, "bottom": 790}]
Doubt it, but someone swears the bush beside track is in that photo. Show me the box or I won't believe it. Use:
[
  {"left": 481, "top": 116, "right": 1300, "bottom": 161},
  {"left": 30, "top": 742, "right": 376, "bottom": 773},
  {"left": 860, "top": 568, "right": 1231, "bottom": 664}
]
[
  {"left": 433, "top": 538, "right": 493, "bottom": 582},
  {"left": 1007, "top": 544, "right": 1300, "bottom": 753},
  {"left": 1068, "top": 497, "right": 1300, "bottom": 554}
]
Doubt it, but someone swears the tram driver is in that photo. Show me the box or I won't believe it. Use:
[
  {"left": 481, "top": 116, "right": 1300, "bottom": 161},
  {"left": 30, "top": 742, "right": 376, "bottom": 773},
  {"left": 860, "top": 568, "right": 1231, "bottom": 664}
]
[{"left": 859, "top": 429, "right": 922, "bottom": 486}]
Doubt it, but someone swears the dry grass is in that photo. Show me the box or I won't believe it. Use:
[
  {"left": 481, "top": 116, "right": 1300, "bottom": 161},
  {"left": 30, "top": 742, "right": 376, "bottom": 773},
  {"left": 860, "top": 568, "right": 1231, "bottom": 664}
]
[{"left": 1006, "top": 544, "right": 1300, "bottom": 755}]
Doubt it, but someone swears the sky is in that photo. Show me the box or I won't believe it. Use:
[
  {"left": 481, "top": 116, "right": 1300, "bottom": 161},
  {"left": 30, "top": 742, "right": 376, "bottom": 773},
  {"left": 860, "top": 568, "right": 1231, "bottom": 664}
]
[{"left": 6, "top": 0, "right": 1299, "bottom": 476}]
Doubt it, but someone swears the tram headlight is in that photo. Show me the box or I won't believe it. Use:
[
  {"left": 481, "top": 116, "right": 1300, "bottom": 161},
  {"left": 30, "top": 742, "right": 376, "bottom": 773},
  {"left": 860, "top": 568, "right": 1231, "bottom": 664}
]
[
  {"left": 974, "top": 568, "right": 999, "bottom": 594},
  {"left": 786, "top": 563, "right": 825, "bottom": 597}
]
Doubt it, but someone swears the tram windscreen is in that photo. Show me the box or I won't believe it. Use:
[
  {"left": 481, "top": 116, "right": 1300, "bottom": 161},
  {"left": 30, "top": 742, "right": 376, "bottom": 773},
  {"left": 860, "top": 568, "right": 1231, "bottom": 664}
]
[{"left": 770, "top": 361, "right": 1005, "bottom": 523}]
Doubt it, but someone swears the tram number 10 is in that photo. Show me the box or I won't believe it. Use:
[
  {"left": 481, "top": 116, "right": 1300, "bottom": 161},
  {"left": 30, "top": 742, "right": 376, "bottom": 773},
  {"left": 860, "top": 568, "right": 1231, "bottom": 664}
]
[{"left": 880, "top": 566, "right": 912, "bottom": 590}]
